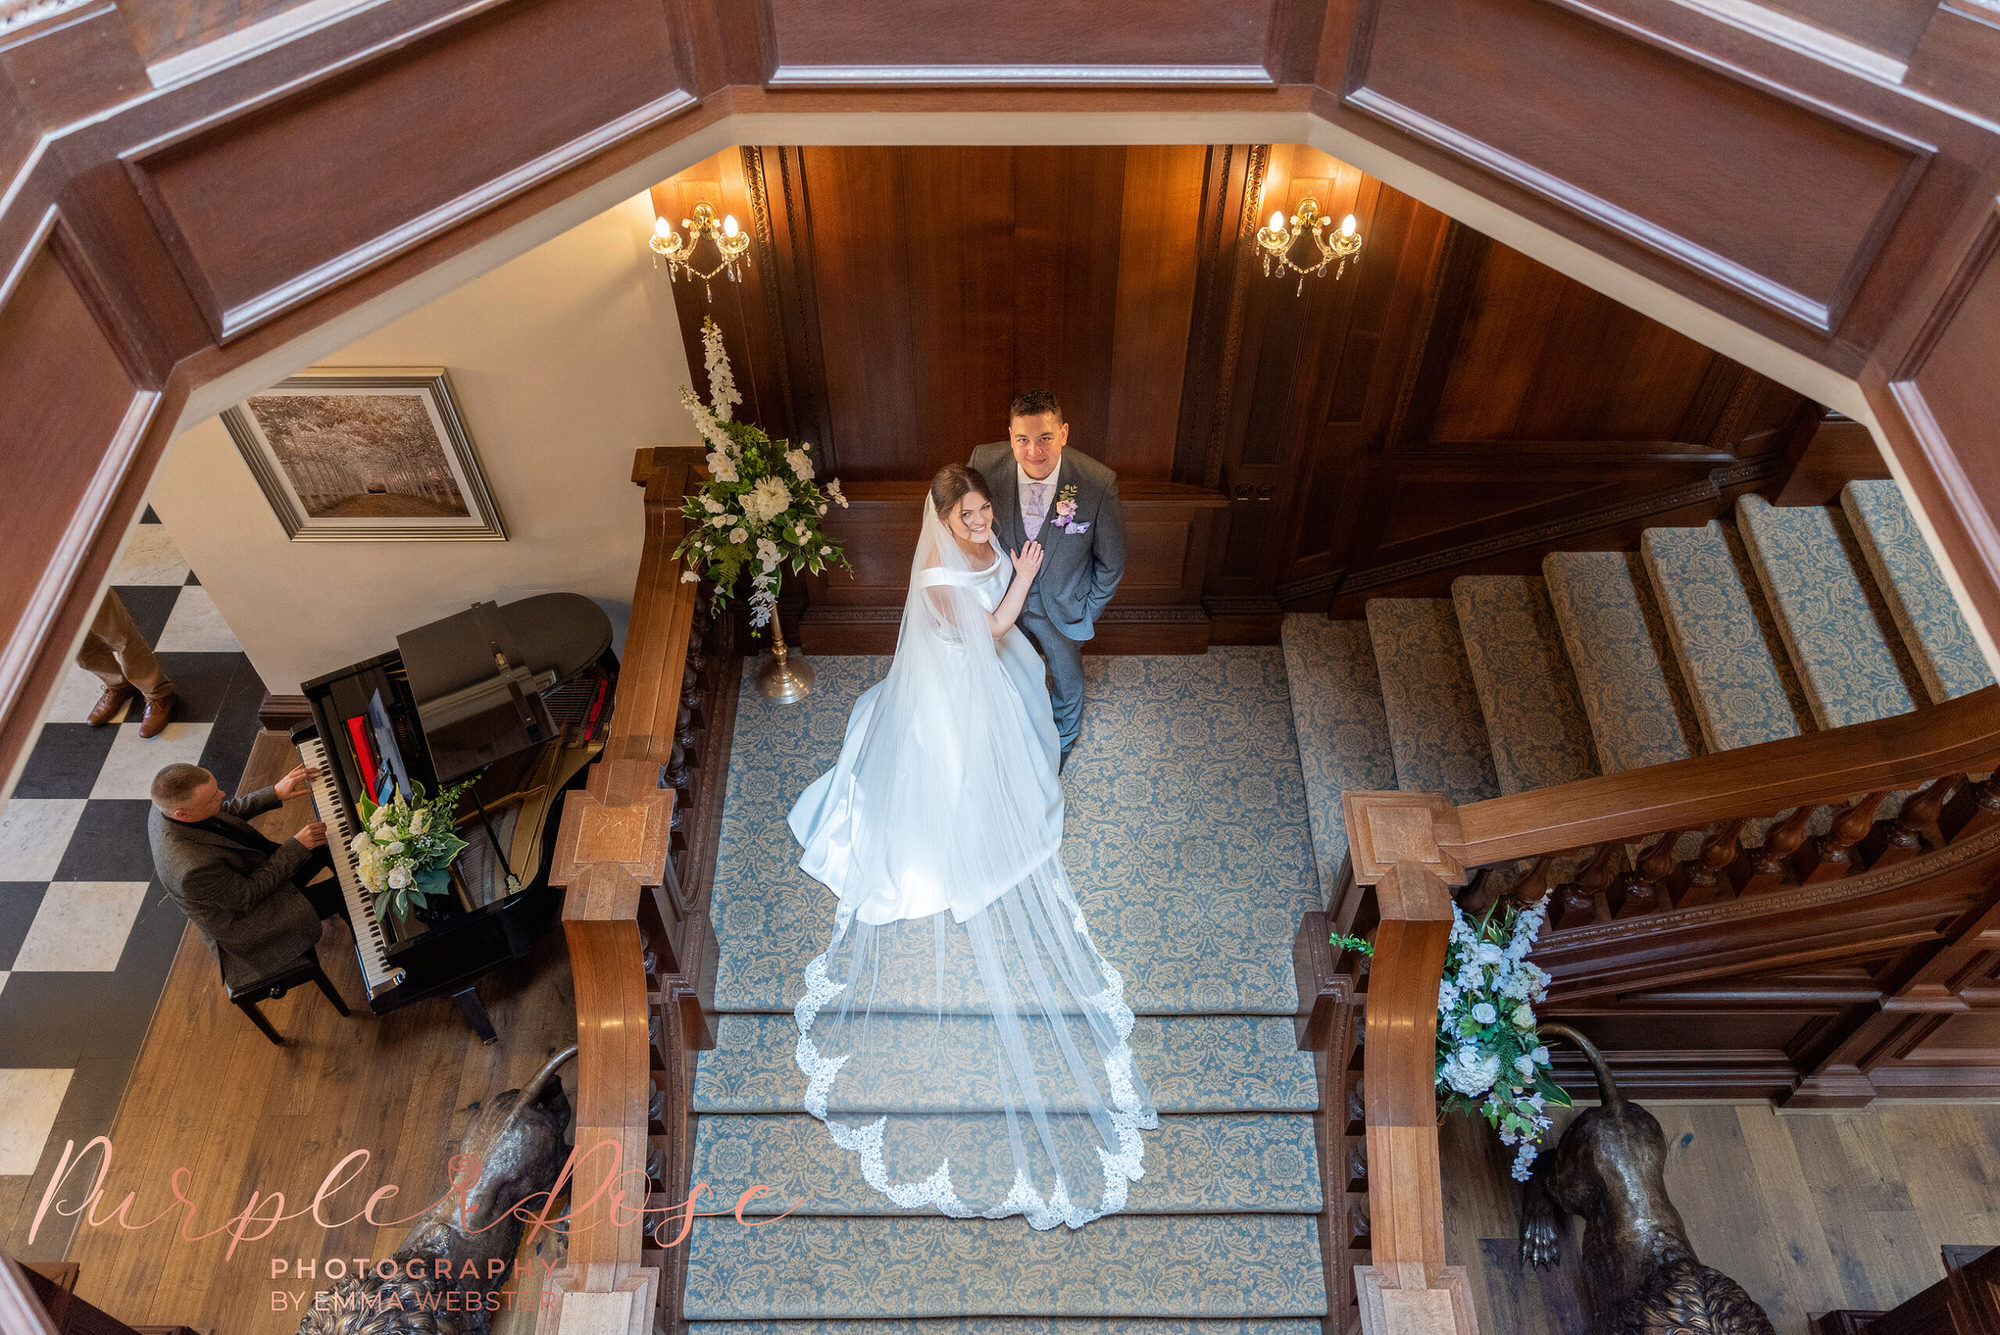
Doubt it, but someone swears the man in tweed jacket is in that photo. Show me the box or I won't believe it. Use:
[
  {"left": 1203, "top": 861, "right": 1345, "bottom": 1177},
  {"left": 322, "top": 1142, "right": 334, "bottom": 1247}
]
[
  {"left": 148, "top": 760, "right": 340, "bottom": 986},
  {"left": 969, "top": 389, "right": 1127, "bottom": 766}
]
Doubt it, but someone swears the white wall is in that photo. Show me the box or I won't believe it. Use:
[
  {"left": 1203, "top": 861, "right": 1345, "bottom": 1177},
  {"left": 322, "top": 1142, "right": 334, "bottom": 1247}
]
[{"left": 153, "top": 192, "right": 699, "bottom": 695}]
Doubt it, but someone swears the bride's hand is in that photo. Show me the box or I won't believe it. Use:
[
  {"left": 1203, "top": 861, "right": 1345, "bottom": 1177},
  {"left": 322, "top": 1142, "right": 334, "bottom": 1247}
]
[{"left": 1012, "top": 540, "right": 1045, "bottom": 581}]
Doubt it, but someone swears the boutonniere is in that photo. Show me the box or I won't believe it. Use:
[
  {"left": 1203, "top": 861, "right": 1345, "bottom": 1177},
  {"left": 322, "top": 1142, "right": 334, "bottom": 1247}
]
[{"left": 1049, "top": 483, "right": 1089, "bottom": 534}]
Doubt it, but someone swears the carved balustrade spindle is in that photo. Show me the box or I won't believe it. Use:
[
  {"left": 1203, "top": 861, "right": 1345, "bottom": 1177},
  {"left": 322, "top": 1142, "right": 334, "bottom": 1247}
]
[
  {"left": 1552, "top": 844, "right": 1618, "bottom": 929},
  {"left": 1734, "top": 805, "right": 1816, "bottom": 895},
  {"left": 1941, "top": 772, "right": 2000, "bottom": 842},
  {"left": 1610, "top": 829, "right": 1683, "bottom": 917},
  {"left": 1866, "top": 775, "right": 1961, "bottom": 868},
  {"left": 1672, "top": 819, "right": 1745, "bottom": 906},
  {"left": 1511, "top": 853, "right": 1554, "bottom": 908},
  {"left": 1793, "top": 791, "right": 1890, "bottom": 883}
]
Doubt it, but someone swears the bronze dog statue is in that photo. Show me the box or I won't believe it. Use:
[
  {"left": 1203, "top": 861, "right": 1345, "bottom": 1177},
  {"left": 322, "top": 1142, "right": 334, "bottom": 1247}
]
[
  {"left": 1520, "top": 1024, "right": 1775, "bottom": 1335},
  {"left": 298, "top": 1045, "right": 577, "bottom": 1335}
]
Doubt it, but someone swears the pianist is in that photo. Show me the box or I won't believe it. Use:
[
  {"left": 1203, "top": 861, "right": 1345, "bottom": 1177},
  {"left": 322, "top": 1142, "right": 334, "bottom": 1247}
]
[{"left": 148, "top": 761, "right": 345, "bottom": 986}]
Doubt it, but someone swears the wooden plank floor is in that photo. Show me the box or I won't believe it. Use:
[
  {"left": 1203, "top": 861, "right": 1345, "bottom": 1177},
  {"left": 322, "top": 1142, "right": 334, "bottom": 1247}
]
[
  {"left": 59, "top": 731, "right": 577, "bottom": 1335},
  {"left": 1444, "top": 1099, "right": 2000, "bottom": 1335}
]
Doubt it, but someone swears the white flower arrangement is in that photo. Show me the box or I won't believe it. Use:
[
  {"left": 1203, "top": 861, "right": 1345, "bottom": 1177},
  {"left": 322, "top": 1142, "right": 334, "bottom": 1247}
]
[
  {"left": 672, "top": 317, "right": 851, "bottom": 631},
  {"left": 1436, "top": 897, "right": 1571, "bottom": 1180},
  {"left": 349, "top": 778, "right": 475, "bottom": 923}
]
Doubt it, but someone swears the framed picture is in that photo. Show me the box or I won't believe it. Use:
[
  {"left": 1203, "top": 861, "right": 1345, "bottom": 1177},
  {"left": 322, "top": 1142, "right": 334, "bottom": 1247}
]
[{"left": 221, "top": 367, "right": 508, "bottom": 541}]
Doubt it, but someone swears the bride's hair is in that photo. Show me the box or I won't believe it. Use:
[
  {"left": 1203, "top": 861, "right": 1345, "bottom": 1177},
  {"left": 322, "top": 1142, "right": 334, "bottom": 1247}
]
[{"left": 930, "top": 463, "right": 992, "bottom": 518}]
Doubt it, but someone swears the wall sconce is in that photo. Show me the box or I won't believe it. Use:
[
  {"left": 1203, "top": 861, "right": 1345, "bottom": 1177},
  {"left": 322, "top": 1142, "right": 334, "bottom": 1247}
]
[
  {"left": 1256, "top": 198, "right": 1361, "bottom": 295},
  {"left": 650, "top": 202, "right": 751, "bottom": 301}
]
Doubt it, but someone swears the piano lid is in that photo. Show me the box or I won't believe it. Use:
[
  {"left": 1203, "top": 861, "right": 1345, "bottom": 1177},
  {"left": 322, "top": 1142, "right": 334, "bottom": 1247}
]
[{"left": 397, "top": 593, "right": 613, "bottom": 783}]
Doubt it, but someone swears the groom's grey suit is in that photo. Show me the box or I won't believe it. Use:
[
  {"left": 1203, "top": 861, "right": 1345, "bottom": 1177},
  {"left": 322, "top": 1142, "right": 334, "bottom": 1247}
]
[{"left": 969, "top": 441, "right": 1126, "bottom": 754}]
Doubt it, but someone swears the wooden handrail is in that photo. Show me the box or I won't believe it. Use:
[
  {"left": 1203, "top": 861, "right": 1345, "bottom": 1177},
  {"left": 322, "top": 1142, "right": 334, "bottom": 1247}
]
[
  {"left": 540, "top": 445, "right": 711, "bottom": 1335},
  {"left": 1444, "top": 684, "right": 2000, "bottom": 868},
  {"left": 1341, "top": 793, "right": 1480, "bottom": 1335},
  {"left": 1330, "top": 684, "right": 2000, "bottom": 1335}
]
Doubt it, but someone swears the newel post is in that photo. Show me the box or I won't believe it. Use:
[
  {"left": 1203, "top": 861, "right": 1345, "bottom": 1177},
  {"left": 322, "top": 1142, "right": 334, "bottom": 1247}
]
[{"left": 1343, "top": 791, "right": 1480, "bottom": 1335}]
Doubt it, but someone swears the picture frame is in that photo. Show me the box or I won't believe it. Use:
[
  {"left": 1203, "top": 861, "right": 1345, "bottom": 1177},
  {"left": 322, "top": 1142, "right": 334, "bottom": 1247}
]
[{"left": 220, "top": 366, "right": 508, "bottom": 541}]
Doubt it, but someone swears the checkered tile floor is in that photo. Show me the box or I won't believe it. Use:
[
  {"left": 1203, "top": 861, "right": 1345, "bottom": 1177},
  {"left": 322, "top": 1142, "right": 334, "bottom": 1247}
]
[{"left": 0, "top": 508, "right": 264, "bottom": 1256}]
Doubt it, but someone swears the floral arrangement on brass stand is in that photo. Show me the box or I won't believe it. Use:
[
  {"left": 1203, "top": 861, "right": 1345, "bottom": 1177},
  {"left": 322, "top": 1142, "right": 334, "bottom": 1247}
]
[
  {"left": 671, "top": 316, "right": 851, "bottom": 702},
  {"left": 1435, "top": 897, "right": 1571, "bottom": 1180}
]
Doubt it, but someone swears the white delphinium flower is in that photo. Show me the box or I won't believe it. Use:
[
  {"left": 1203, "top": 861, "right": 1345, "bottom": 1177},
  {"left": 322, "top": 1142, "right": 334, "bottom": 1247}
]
[
  {"left": 785, "top": 447, "right": 814, "bottom": 480},
  {"left": 705, "top": 448, "right": 738, "bottom": 484},
  {"left": 700, "top": 318, "right": 742, "bottom": 422}
]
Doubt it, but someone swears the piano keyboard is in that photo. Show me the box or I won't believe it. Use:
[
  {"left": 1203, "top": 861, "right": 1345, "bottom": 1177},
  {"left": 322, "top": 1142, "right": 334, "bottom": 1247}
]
[{"left": 298, "top": 736, "right": 407, "bottom": 1000}]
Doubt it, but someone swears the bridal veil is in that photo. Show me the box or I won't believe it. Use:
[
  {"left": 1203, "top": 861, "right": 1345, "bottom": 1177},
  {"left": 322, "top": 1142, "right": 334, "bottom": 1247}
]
[{"left": 785, "top": 487, "right": 1156, "bottom": 1229}]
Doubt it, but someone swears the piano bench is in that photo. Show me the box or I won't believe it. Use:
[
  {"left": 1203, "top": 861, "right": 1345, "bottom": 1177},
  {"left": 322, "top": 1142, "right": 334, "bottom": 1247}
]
[{"left": 225, "top": 948, "right": 352, "bottom": 1046}]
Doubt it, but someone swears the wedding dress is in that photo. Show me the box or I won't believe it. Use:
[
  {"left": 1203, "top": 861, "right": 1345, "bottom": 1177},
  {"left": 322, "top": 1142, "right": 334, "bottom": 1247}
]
[{"left": 786, "top": 495, "right": 1156, "bottom": 1229}]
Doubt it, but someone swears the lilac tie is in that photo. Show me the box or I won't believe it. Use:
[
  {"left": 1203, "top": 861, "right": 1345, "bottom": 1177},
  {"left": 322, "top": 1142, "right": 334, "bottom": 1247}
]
[{"left": 1024, "top": 481, "right": 1047, "bottom": 540}]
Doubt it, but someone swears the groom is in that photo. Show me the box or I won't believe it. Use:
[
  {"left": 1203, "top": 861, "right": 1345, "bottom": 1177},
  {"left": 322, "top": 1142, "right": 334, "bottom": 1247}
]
[{"left": 970, "top": 389, "right": 1126, "bottom": 767}]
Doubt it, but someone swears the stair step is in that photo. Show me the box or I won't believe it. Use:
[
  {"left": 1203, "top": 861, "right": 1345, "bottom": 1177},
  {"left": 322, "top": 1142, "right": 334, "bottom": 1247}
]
[
  {"left": 692, "top": 1112, "right": 1323, "bottom": 1216},
  {"left": 691, "top": 1321, "right": 1326, "bottom": 1335},
  {"left": 1841, "top": 480, "right": 1996, "bottom": 704},
  {"left": 1279, "top": 613, "right": 1395, "bottom": 898},
  {"left": 711, "top": 648, "right": 1318, "bottom": 1018},
  {"left": 682, "top": 1214, "right": 1329, "bottom": 1319},
  {"left": 1543, "top": 551, "right": 1702, "bottom": 772},
  {"left": 1364, "top": 599, "right": 1500, "bottom": 803},
  {"left": 1450, "top": 576, "right": 1599, "bottom": 794},
  {"left": 694, "top": 1014, "right": 1318, "bottom": 1115},
  {"left": 1640, "top": 521, "right": 1810, "bottom": 751},
  {"left": 1735, "top": 494, "right": 1922, "bottom": 730}
]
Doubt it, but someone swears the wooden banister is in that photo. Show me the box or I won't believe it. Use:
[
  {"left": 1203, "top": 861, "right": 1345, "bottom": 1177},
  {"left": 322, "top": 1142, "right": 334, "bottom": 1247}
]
[
  {"left": 540, "top": 445, "right": 718, "bottom": 1335},
  {"left": 1317, "top": 685, "right": 2000, "bottom": 1335},
  {"left": 1445, "top": 684, "right": 2000, "bottom": 868},
  {"left": 1341, "top": 793, "right": 1479, "bottom": 1335}
]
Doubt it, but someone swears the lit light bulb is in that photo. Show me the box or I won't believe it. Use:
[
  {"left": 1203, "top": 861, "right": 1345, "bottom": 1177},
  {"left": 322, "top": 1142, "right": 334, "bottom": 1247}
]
[
  {"left": 722, "top": 214, "right": 740, "bottom": 237},
  {"left": 1269, "top": 211, "right": 1285, "bottom": 235},
  {"left": 1339, "top": 214, "right": 1358, "bottom": 237},
  {"left": 653, "top": 217, "right": 673, "bottom": 239}
]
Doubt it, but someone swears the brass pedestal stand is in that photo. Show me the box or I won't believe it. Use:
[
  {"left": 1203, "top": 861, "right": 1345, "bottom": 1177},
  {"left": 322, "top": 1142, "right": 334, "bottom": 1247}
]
[{"left": 754, "top": 615, "right": 813, "bottom": 702}]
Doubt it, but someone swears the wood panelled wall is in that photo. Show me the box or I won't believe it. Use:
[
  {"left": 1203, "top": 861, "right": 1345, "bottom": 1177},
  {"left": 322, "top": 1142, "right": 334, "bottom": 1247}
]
[
  {"left": 661, "top": 143, "right": 1811, "bottom": 642},
  {"left": 3, "top": 0, "right": 1998, "bottom": 792}
]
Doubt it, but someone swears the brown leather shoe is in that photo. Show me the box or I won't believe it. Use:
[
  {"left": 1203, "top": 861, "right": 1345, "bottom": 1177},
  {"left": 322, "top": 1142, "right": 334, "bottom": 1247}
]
[
  {"left": 87, "top": 682, "right": 136, "bottom": 727},
  {"left": 139, "top": 689, "right": 175, "bottom": 739}
]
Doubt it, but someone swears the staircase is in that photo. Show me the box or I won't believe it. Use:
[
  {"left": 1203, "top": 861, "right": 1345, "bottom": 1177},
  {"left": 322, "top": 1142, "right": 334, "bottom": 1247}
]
[
  {"left": 681, "top": 654, "right": 1335, "bottom": 1333},
  {"left": 1283, "top": 482, "right": 1996, "bottom": 907}
]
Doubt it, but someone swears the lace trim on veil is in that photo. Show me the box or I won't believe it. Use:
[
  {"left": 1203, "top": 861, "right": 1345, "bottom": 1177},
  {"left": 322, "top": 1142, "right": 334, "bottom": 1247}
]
[{"left": 792, "top": 897, "right": 1156, "bottom": 1230}]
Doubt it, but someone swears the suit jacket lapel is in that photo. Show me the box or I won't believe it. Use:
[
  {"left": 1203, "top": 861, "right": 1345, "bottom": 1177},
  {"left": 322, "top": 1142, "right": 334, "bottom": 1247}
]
[{"left": 995, "top": 452, "right": 1027, "bottom": 551}]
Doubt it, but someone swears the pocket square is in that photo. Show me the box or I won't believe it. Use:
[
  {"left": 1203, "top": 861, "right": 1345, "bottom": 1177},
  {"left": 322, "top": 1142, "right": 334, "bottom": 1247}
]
[{"left": 1067, "top": 521, "right": 1090, "bottom": 534}]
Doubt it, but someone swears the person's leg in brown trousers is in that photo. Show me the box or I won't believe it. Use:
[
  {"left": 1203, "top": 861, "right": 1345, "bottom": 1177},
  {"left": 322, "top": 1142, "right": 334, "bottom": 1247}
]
[{"left": 77, "top": 590, "right": 176, "bottom": 737}]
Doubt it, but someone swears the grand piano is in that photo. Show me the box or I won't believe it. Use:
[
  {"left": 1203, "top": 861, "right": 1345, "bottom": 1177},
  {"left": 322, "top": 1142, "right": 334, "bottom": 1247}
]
[{"left": 290, "top": 593, "right": 616, "bottom": 1041}]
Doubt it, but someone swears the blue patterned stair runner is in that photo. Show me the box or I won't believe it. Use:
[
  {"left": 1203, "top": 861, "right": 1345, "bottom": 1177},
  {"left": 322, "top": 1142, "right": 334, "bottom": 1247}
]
[
  {"left": 1542, "top": 551, "right": 1702, "bottom": 772},
  {"left": 1450, "top": 575, "right": 1599, "bottom": 794},
  {"left": 1735, "top": 494, "right": 1922, "bottom": 730},
  {"left": 1640, "top": 520, "right": 1811, "bottom": 752},
  {"left": 1841, "top": 480, "right": 1997, "bottom": 704},
  {"left": 1279, "top": 613, "right": 1395, "bottom": 904},
  {"left": 1364, "top": 598, "right": 1500, "bottom": 803},
  {"left": 687, "top": 651, "right": 1330, "bottom": 1326}
]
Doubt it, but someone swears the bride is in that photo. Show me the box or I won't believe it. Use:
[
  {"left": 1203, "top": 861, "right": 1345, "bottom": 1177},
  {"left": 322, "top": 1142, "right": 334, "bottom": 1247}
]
[{"left": 786, "top": 463, "right": 1157, "bottom": 1229}]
